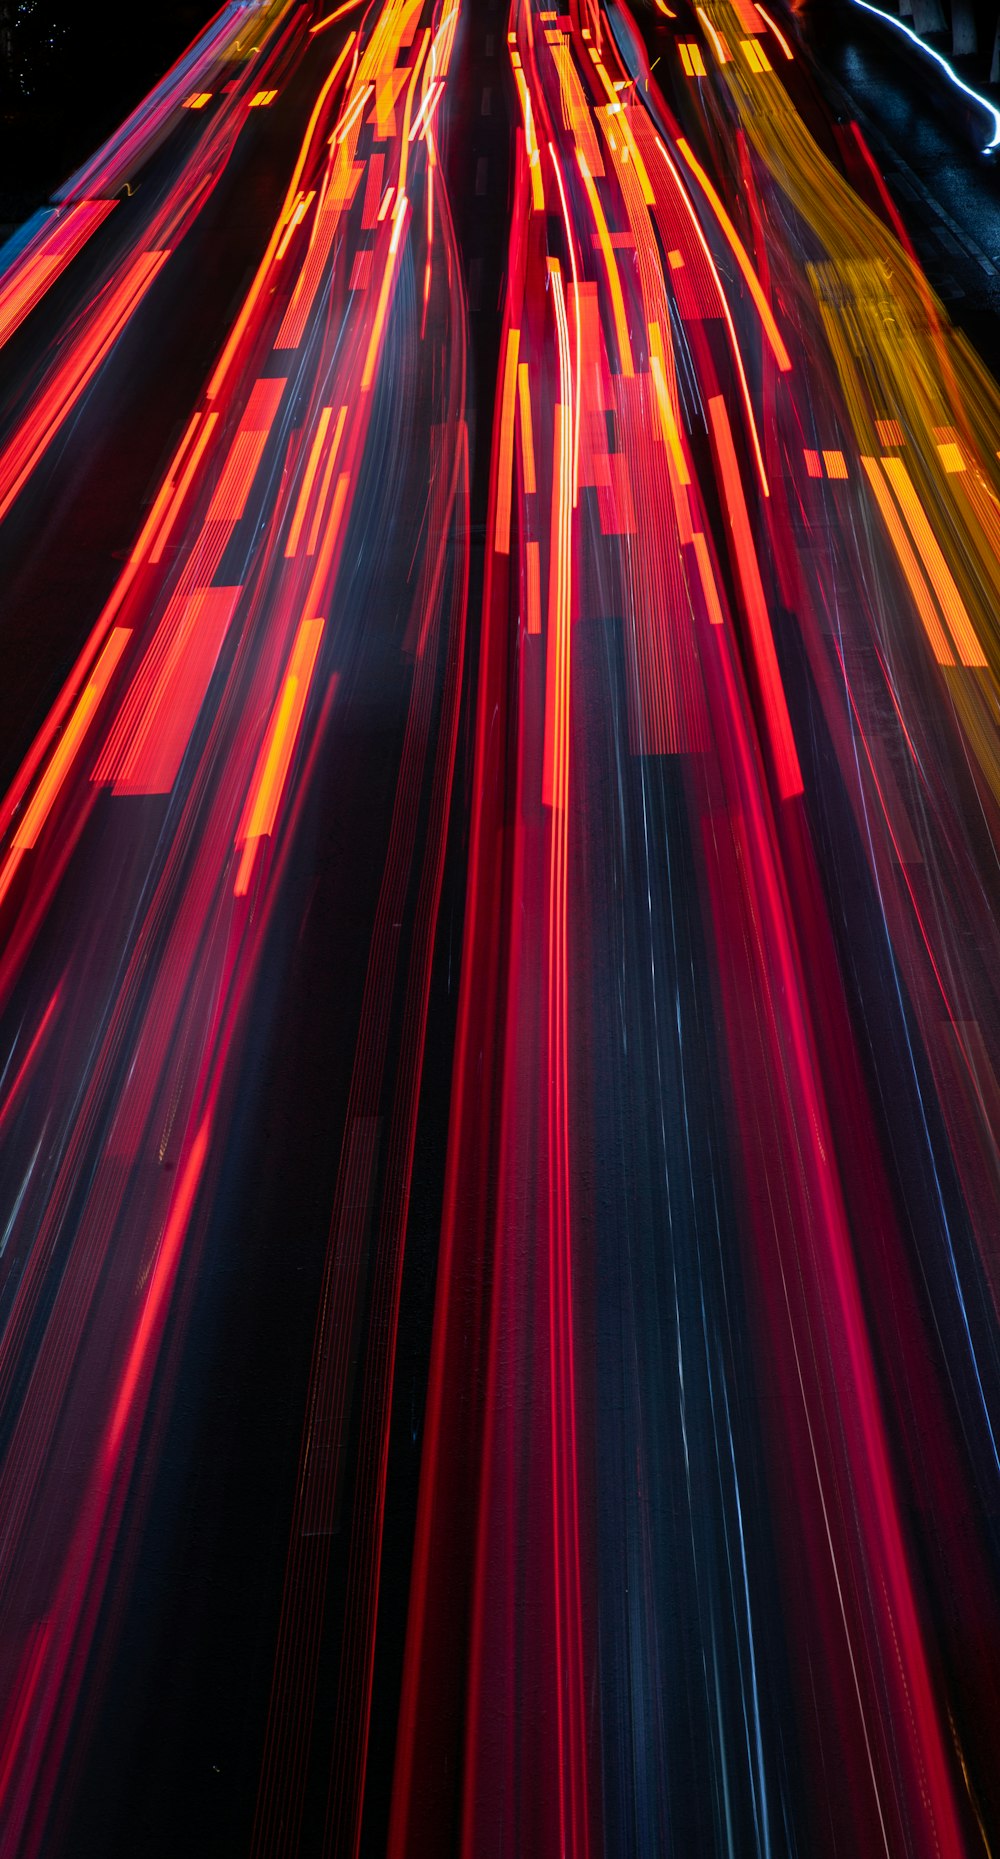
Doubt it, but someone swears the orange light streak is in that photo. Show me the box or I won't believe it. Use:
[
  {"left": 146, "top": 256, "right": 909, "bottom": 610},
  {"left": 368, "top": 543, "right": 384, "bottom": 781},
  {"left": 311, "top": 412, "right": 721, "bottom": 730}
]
[
  {"left": 310, "top": 0, "right": 363, "bottom": 31},
  {"left": 691, "top": 530, "right": 725, "bottom": 623},
  {"left": 395, "top": 27, "right": 430, "bottom": 200},
  {"left": 548, "top": 145, "right": 582, "bottom": 504},
  {"left": 0, "top": 845, "right": 25, "bottom": 912},
  {"left": 937, "top": 441, "right": 965, "bottom": 474},
  {"left": 275, "top": 190, "right": 315, "bottom": 260},
  {"left": 676, "top": 138, "right": 791, "bottom": 372},
  {"left": 541, "top": 247, "right": 587, "bottom": 1859},
  {"left": 428, "top": 1, "right": 459, "bottom": 78},
  {"left": 755, "top": 4, "right": 794, "bottom": 57},
  {"left": 99, "top": 586, "right": 242, "bottom": 794},
  {"left": 679, "top": 42, "right": 707, "bottom": 78},
  {"left": 207, "top": 34, "right": 356, "bottom": 401},
  {"left": 603, "top": 103, "right": 655, "bottom": 206},
  {"left": 544, "top": 260, "right": 575, "bottom": 809},
  {"left": 306, "top": 405, "right": 348, "bottom": 556},
  {"left": 550, "top": 38, "right": 603, "bottom": 174},
  {"left": 336, "top": 81, "right": 373, "bottom": 144},
  {"left": 543, "top": 403, "right": 572, "bottom": 806},
  {"left": 882, "top": 457, "right": 986, "bottom": 666},
  {"left": 696, "top": 8, "right": 731, "bottom": 62},
  {"left": 0, "top": 247, "right": 170, "bottom": 527},
  {"left": 206, "top": 431, "right": 268, "bottom": 524},
  {"left": 494, "top": 327, "right": 521, "bottom": 553},
  {"left": 360, "top": 194, "right": 409, "bottom": 392},
  {"left": 740, "top": 37, "right": 771, "bottom": 71},
  {"left": 510, "top": 53, "right": 545, "bottom": 208},
  {"left": 648, "top": 322, "right": 690, "bottom": 486},
  {"left": 235, "top": 618, "right": 325, "bottom": 893},
  {"left": 408, "top": 76, "right": 444, "bottom": 140},
  {"left": 148, "top": 411, "right": 219, "bottom": 561},
  {"left": 654, "top": 135, "right": 770, "bottom": 494},
  {"left": 708, "top": 395, "right": 802, "bottom": 795},
  {"left": 0, "top": 201, "right": 116, "bottom": 355},
  {"left": 203, "top": 376, "right": 285, "bottom": 526},
  {"left": 518, "top": 362, "right": 536, "bottom": 495},
  {"left": 426, "top": 131, "right": 434, "bottom": 243},
  {"left": 287, "top": 409, "right": 334, "bottom": 557},
  {"left": 860, "top": 456, "right": 955, "bottom": 665},
  {"left": 13, "top": 627, "right": 131, "bottom": 850},
  {"left": 577, "top": 153, "right": 634, "bottom": 376},
  {"left": 130, "top": 412, "right": 201, "bottom": 563},
  {"left": 822, "top": 449, "right": 848, "bottom": 479},
  {"left": 304, "top": 470, "right": 350, "bottom": 608},
  {"left": 275, "top": 153, "right": 364, "bottom": 348},
  {"left": 586, "top": 44, "right": 621, "bottom": 108}
]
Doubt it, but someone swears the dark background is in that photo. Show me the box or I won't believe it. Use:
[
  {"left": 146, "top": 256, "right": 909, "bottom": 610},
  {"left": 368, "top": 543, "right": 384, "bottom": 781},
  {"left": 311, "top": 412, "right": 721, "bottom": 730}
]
[{"left": 0, "top": 1, "right": 221, "bottom": 230}]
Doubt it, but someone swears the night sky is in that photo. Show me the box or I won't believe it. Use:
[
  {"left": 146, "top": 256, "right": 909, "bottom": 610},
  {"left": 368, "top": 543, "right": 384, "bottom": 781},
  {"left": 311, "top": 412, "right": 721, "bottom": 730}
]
[{"left": 0, "top": 3, "right": 220, "bottom": 221}]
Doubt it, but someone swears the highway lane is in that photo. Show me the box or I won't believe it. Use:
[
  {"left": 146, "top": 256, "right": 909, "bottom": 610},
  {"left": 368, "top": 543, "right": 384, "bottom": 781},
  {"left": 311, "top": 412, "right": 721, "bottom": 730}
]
[
  {"left": 0, "top": 2, "right": 470, "bottom": 1852},
  {"left": 391, "top": 4, "right": 1000, "bottom": 1858},
  {"left": 0, "top": 1, "right": 999, "bottom": 1856}
]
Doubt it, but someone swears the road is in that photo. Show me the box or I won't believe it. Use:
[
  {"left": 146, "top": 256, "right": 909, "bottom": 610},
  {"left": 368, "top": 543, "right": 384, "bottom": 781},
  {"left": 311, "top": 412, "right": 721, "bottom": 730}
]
[{"left": 0, "top": 1, "right": 998, "bottom": 1855}]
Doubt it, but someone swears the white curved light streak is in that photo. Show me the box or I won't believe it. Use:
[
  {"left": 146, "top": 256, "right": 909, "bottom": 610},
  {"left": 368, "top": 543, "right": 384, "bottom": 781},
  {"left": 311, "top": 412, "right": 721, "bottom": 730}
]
[{"left": 851, "top": 0, "right": 1000, "bottom": 152}]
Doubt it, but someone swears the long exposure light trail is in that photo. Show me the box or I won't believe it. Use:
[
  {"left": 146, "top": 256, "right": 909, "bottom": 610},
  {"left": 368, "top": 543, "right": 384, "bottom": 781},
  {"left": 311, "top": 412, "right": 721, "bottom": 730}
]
[
  {"left": 0, "top": 3, "right": 470, "bottom": 1853},
  {"left": 390, "top": 2, "right": 1000, "bottom": 1856},
  {"left": 0, "top": 0, "right": 1000, "bottom": 1853}
]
